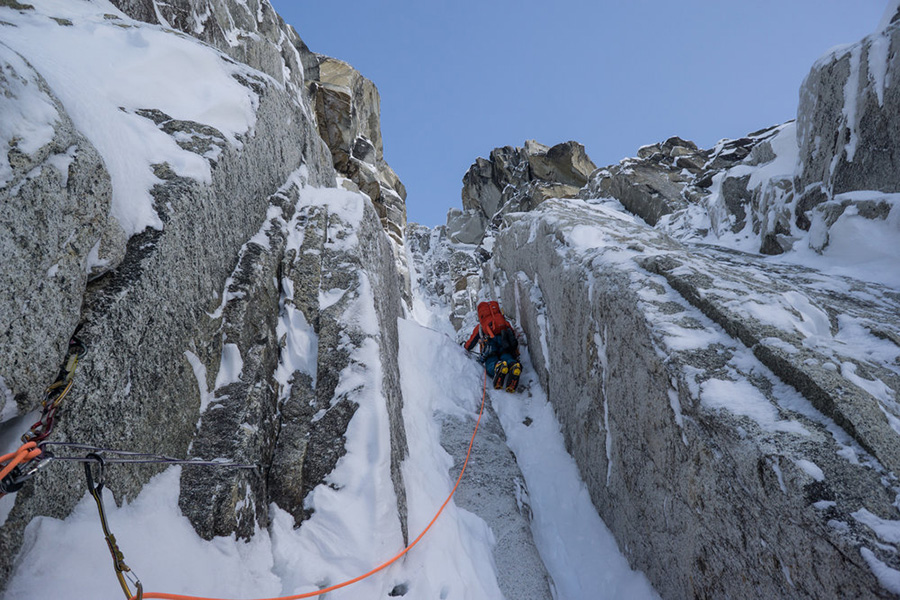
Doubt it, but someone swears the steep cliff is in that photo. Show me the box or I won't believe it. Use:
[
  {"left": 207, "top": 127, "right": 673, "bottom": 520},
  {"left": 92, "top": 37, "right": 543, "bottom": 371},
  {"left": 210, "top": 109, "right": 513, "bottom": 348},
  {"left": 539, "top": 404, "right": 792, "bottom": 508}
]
[
  {"left": 109, "top": 0, "right": 412, "bottom": 296},
  {"left": 488, "top": 201, "right": 900, "bottom": 598},
  {"left": 0, "top": 0, "right": 411, "bottom": 587}
]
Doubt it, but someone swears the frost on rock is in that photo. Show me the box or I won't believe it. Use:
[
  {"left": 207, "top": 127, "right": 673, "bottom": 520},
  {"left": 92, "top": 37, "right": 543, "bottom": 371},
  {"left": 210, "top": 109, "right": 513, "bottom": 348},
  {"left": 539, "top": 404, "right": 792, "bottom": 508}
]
[
  {"left": 0, "top": 0, "right": 340, "bottom": 585},
  {"left": 488, "top": 199, "right": 900, "bottom": 599},
  {"left": 179, "top": 175, "right": 410, "bottom": 544}
]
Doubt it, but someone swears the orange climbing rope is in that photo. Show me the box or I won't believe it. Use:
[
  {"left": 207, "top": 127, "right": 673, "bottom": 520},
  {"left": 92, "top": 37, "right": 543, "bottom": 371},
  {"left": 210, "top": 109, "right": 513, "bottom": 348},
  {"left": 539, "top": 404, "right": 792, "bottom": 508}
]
[
  {"left": 0, "top": 442, "right": 42, "bottom": 483},
  {"left": 135, "top": 371, "right": 489, "bottom": 600}
]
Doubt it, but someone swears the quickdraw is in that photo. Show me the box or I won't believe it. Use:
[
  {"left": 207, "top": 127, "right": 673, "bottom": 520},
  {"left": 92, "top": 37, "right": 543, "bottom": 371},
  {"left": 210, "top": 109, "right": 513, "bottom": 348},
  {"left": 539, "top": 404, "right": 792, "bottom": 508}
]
[
  {"left": 85, "top": 453, "right": 143, "bottom": 600},
  {"left": 23, "top": 326, "right": 87, "bottom": 445},
  {"left": 0, "top": 326, "right": 86, "bottom": 495},
  {"left": 0, "top": 324, "right": 256, "bottom": 599}
]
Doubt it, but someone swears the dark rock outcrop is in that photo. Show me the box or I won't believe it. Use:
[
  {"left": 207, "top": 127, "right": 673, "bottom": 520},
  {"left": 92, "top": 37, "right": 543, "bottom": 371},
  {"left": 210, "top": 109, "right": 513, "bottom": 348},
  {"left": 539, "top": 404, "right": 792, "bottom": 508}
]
[
  {"left": 450, "top": 140, "right": 596, "bottom": 245},
  {"left": 797, "top": 15, "right": 900, "bottom": 202},
  {"left": 310, "top": 57, "right": 407, "bottom": 246}
]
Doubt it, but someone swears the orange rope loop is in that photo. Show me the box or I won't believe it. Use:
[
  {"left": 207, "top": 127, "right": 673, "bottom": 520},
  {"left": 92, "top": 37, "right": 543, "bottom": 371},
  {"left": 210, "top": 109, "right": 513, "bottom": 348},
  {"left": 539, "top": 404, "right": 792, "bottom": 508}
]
[
  {"left": 0, "top": 442, "right": 42, "bottom": 482},
  {"left": 134, "top": 372, "right": 489, "bottom": 600}
]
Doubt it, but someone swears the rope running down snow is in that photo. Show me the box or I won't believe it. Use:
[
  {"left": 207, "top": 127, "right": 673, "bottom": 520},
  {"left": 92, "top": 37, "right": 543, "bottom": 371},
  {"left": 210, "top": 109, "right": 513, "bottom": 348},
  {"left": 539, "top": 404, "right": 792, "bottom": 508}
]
[{"left": 134, "top": 371, "right": 489, "bottom": 600}]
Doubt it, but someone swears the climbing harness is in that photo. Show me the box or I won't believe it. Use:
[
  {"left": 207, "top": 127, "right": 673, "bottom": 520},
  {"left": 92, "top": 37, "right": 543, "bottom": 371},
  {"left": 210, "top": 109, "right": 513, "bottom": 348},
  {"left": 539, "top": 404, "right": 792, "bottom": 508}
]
[
  {"left": 133, "top": 371, "right": 489, "bottom": 600},
  {"left": 0, "top": 327, "right": 86, "bottom": 495},
  {"left": 85, "top": 453, "right": 144, "bottom": 600}
]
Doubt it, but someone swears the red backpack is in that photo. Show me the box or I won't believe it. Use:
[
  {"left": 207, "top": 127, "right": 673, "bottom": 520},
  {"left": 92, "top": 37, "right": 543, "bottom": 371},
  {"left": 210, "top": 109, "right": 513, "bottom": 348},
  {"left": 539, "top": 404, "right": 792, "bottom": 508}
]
[{"left": 477, "top": 301, "right": 510, "bottom": 337}]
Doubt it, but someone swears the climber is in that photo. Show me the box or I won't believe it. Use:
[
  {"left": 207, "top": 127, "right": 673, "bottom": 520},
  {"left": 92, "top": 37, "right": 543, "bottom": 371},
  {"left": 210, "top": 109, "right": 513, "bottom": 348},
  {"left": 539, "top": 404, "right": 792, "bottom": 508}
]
[{"left": 463, "top": 301, "right": 522, "bottom": 392}]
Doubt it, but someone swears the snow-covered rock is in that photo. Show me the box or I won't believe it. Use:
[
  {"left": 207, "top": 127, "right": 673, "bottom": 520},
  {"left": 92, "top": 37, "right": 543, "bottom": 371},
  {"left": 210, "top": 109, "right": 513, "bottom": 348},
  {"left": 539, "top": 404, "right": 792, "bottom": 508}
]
[
  {"left": 179, "top": 176, "right": 410, "bottom": 544},
  {"left": 487, "top": 198, "right": 900, "bottom": 598},
  {"left": 108, "top": 0, "right": 412, "bottom": 297},
  {"left": 0, "top": 42, "right": 120, "bottom": 417},
  {"left": 0, "top": 0, "right": 411, "bottom": 588},
  {"left": 797, "top": 1, "right": 900, "bottom": 203}
]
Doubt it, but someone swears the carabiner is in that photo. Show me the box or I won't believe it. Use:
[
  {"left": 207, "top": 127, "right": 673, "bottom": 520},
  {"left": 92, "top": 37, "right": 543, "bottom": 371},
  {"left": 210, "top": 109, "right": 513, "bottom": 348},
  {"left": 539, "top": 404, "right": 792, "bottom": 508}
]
[{"left": 84, "top": 452, "right": 105, "bottom": 495}]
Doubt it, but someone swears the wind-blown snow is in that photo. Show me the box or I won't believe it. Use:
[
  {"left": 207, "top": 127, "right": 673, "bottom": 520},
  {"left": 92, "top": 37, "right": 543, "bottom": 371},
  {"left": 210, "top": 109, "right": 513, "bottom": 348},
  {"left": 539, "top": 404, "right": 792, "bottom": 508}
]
[{"left": 1, "top": 0, "right": 261, "bottom": 236}]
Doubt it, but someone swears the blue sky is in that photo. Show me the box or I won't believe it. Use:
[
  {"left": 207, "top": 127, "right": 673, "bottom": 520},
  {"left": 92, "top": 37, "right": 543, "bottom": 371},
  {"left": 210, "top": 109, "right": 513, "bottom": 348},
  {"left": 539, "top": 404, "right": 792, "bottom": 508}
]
[{"left": 269, "top": 1, "right": 887, "bottom": 227}]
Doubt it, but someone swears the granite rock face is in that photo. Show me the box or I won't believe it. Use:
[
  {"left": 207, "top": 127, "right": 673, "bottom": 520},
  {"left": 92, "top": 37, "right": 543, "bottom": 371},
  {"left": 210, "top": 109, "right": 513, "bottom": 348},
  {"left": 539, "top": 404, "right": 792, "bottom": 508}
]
[
  {"left": 407, "top": 11, "right": 900, "bottom": 595},
  {"left": 0, "top": 45, "right": 120, "bottom": 417},
  {"left": 580, "top": 127, "right": 802, "bottom": 255},
  {"left": 451, "top": 140, "right": 596, "bottom": 245},
  {"left": 407, "top": 222, "right": 483, "bottom": 331},
  {"left": 0, "top": 0, "right": 410, "bottom": 587},
  {"left": 311, "top": 57, "right": 407, "bottom": 245},
  {"left": 797, "top": 7, "right": 900, "bottom": 202},
  {"left": 0, "top": 58, "right": 333, "bottom": 580},
  {"left": 108, "top": 0, "right": 410, "bottom": 283},
  {"left": 488, "top": 200, "right": 900, "bottom": 599},
  {"left": 178, "top": 179, "right": 409, "bottom": 543},
  {"left": 583, "top": 10, "right": 900, "bottom": 259}
]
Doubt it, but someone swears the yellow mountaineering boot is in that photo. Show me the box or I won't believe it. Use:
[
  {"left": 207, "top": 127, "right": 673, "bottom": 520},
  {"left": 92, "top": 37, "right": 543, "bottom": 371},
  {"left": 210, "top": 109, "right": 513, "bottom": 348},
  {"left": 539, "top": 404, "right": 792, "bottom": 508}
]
[
  {"left": 506, "top": 362, "right": 522, "bottom": 393},
  {"left": 493, "top": 361, "right": 508, "bottom": 389}
]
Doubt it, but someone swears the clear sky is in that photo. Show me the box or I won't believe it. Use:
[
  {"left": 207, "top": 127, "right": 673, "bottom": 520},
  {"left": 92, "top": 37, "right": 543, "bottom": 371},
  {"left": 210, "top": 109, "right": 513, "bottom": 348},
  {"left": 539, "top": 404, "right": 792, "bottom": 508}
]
[{"left": 269, "top": 0, "right": 888, "bottom": 227}]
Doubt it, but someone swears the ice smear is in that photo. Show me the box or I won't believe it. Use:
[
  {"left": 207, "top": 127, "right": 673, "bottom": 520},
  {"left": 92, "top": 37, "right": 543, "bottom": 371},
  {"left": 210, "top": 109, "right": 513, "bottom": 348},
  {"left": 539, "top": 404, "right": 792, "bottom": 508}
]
[
  {"left": 213, "top": 343, "right": 243, "bottom": 390},
  {"left": 184, "top": 350, "right": 212, "bottom": 413}
]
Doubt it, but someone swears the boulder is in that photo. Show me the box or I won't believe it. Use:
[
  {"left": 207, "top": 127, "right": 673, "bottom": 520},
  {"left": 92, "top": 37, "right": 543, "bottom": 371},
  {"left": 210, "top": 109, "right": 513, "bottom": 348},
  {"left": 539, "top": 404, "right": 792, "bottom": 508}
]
[
  {"left": 583, "top": 159, "right": 692, "bottom": 226},
  {"left": 446, "top": 208, "right": 488, "bottom": 245},
  {"left": 526, "top": 140, "right": 597, "bottom": 187}
]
